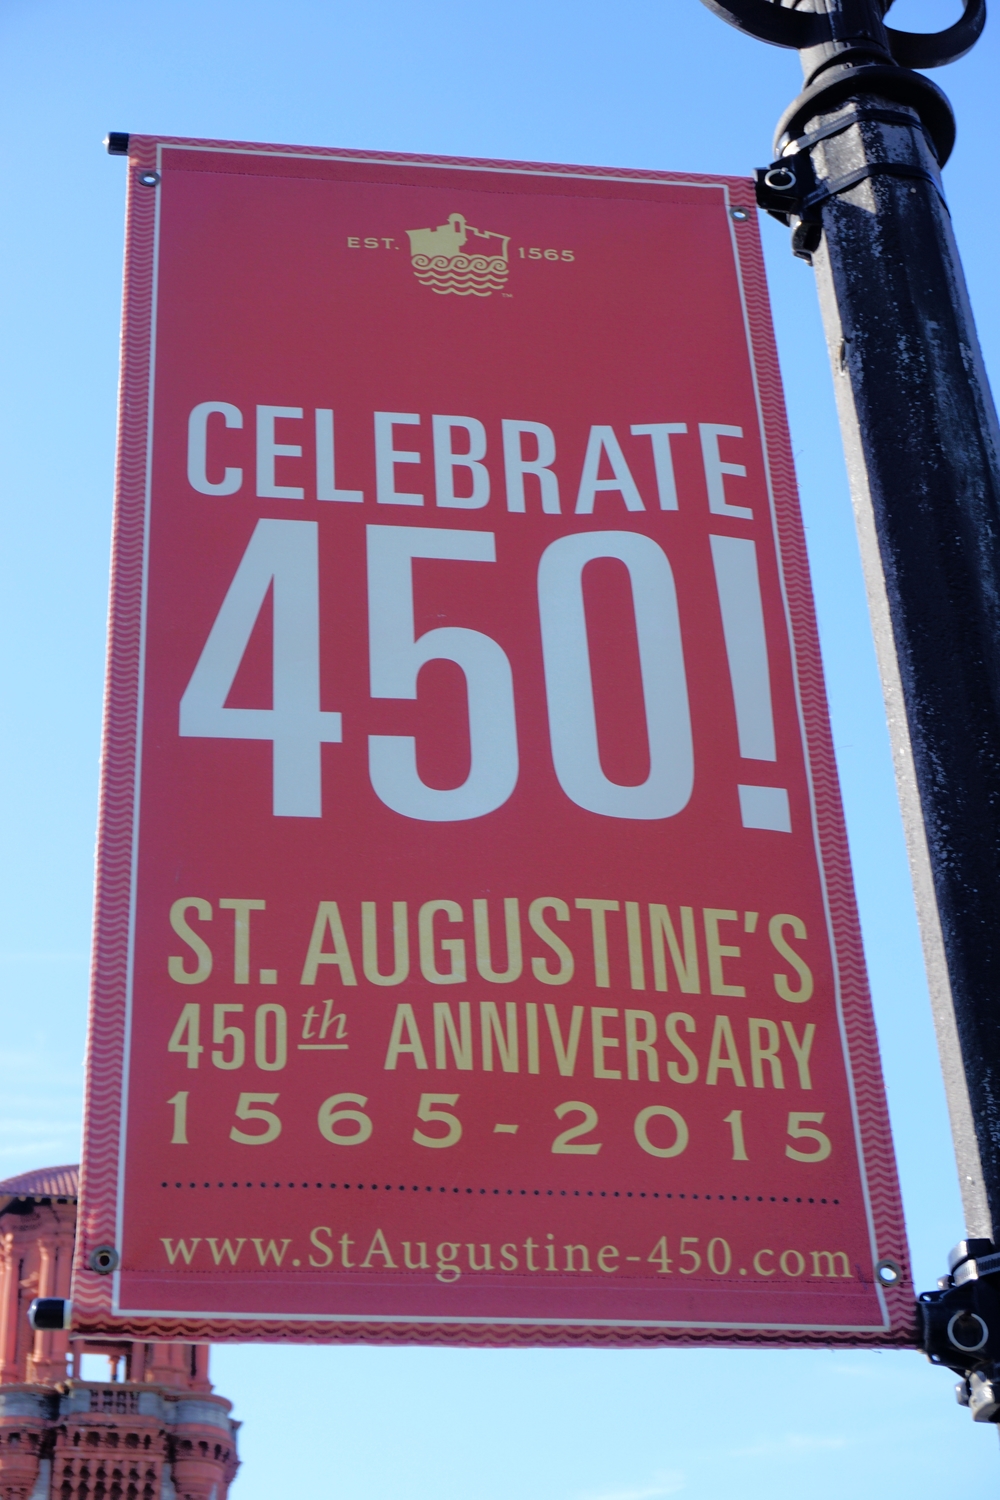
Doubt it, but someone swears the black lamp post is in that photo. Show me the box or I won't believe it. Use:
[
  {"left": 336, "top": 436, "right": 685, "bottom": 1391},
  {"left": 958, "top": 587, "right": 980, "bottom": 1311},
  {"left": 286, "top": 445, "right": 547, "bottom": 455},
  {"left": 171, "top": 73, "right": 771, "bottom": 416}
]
[{"left": 697, "top": 0, "right": 1000, "bottom": 1421}]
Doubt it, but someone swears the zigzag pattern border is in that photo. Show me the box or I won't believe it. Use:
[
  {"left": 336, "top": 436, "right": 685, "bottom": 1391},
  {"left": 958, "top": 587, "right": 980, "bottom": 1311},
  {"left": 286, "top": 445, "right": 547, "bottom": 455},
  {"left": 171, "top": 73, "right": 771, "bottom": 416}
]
[
  {"left": 72, "top": 136, "right": 159, "bottom": 1323},
  {"left": 142, "top": 134, "right": 753, "bottom": 188},
  {"left": 70, "top": 1315, "right": 913, "bottom": 1349},
  {"left": 71, "top": 144, "right": 914, "bottom": 1347},
  {"left": 732, "top": 183, "right": 915, "bottom": 1344}
]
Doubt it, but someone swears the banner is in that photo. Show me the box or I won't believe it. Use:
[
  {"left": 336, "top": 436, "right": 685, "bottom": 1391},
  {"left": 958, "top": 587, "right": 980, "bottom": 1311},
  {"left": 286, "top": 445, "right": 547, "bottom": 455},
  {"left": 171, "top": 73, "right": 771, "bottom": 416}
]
[{"left": 73, "top": 136, "right": 912, "bottom": 1346}]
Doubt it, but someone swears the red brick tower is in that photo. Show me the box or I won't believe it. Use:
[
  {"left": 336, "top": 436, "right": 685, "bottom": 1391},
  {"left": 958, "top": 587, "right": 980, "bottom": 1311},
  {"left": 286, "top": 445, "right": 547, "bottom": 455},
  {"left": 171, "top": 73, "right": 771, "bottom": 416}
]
[{"left": 0, "top": 1168, "right": 239, "bottom": 1500}]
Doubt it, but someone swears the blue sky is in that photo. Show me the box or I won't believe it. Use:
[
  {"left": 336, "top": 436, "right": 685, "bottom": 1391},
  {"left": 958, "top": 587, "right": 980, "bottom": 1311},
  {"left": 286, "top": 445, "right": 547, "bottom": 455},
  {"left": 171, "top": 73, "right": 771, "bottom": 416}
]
[{"left": 2, "top": 0, "right": 999, "bottom": 1491}]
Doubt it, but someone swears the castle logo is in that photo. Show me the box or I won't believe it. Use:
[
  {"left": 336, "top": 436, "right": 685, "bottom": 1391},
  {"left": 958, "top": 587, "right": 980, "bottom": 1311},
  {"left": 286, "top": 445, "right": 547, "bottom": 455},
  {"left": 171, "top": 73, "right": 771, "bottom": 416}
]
[{"left": 406, "top": 212, "right": 510, "bottom": 296}]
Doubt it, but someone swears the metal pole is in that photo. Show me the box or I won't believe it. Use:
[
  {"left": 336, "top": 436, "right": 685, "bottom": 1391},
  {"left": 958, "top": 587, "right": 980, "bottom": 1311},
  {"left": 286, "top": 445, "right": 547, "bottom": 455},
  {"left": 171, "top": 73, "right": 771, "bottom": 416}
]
[{"left": 697, "top": 0, "right": 1000, "bottom": 1417}]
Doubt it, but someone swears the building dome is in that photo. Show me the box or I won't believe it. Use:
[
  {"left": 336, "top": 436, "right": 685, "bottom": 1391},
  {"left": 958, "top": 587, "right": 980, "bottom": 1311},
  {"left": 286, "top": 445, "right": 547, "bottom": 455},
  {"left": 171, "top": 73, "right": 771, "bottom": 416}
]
[{"left": 0, "top": 1165, "right": 79, "bottom": 1203}]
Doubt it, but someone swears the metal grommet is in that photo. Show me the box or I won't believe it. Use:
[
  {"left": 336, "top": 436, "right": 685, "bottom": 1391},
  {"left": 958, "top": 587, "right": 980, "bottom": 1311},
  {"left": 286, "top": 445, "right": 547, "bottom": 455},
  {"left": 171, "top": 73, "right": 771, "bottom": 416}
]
[
  {"left": 138, "top": 171, "right": 160, "bottom": 188},
  {"left": 947, "top": 1310, "right": 989, "bottom": 1353},
  {"left": 88, "top": 1245, "right": 120, "bottom": 1275},
  {"left": 730, "top": 207, "right": 750, "bottom": 222},
  {"left": 764, "top": 166, "right": 796, "bottom": 193},
  {"left": 875, "top": 1257, "right": 903, "bottom": 1287}
]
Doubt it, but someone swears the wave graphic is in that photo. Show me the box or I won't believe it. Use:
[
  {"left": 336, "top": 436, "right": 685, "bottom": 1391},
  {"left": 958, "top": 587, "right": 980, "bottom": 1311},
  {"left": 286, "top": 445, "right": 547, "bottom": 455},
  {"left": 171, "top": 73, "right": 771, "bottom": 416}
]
[{"left": 411, "top": 253, "right": 508, "bottom": 297}]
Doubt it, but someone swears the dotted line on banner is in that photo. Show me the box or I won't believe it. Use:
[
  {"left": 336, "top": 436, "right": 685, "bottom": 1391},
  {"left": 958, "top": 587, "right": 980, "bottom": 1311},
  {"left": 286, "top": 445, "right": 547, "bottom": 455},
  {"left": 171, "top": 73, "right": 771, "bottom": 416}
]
[{"left": 160, "top": 1182, "right": 840, "bottom": 1206}]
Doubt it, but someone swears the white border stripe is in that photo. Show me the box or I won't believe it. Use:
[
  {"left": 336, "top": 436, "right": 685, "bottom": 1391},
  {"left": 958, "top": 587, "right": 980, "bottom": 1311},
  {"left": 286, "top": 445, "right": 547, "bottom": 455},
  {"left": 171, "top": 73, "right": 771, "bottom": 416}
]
[
  {"left": 112, "top": 156, "right": 164, "bottom": 1313},
  {"left": 114, "top": 1305, "right": 889, "bottom": 1330},
  {"left": 724, "top": 199, "right": 888, "bottom": 1328},
  {"left": 112, "top": 142, "right": 888, "bottom": 1333}
]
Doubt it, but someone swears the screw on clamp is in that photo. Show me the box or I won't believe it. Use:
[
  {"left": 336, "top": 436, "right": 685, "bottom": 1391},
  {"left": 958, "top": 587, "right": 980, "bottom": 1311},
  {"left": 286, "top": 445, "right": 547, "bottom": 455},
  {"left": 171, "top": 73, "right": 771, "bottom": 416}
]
[{"left": 88, "top": 1244, "right": 120, "bottom": 1274}]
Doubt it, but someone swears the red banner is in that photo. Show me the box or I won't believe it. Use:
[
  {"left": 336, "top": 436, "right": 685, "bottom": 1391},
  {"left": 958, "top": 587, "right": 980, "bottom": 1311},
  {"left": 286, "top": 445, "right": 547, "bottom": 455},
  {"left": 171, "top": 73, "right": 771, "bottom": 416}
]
[{"left": 73, "top": 136, "right": 913, "bottom": 1346}]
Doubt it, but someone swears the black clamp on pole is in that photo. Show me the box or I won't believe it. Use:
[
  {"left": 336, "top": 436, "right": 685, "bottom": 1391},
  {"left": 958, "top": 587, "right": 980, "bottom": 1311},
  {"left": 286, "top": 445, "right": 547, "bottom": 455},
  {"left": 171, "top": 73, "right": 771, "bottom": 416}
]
[
  {"left": 755, "top": 103, "right": 951, "bottom": 260},
  {"left": 702, "top": 0, "right": 982, "bottom": 259},
  {"left": 921, "top": 1241, "right": 1000, "bottom": 1421}
]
